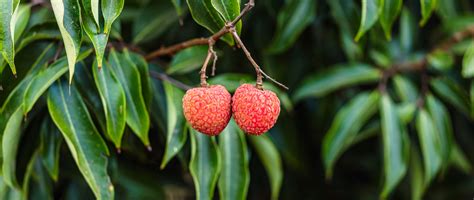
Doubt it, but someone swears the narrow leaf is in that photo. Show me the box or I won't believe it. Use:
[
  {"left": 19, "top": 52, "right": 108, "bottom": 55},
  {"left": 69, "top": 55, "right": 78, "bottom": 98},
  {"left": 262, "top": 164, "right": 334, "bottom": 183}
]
[
  {"left": 430, "top": 78, "right": 470, "bottom": 117},
  {"left": 92, "top": 60, "right": 127, "bottom": 149},
  {"left": 425, "top": 95, "right": 452, "bottom": 166},
  {"left": 186, "top": 0, "right": 233, "bottom": 45},
  {"left": 410, "top": 147, "right": 424, "bottom": 200},
  {"left": 40, "top": 118, "right": 63, "bottom": 181},
  {"left": 108, "top": 50, "right": 150, "bottom": 146},
  {"left": 167, "top": 46, "right": 208, "bottom": 75},
  {"left": 122, "top": 49, "right": 152, "bottom": 109},
  {"left": 81, "top": 0, "right": 100, "bottom": 27},
  {"left": 322, "top": 91, "right": 380, "bottom": 178},
  {"left": 51, "top": 0, "right": 82, "bottom": 83},
  {"left": 449, "top": 142, "right": 472, "bottom": 174},
  {"left": 160, "top": 82, "right": 187, "bottom": 169},
  {"left": 380, "top": 0, "right": 402, "bottom": 40},
  {"left": 249, "top": 135, "right": 282, "bottom": 200},
  {"left": 393, "top": 76, "right": 419, "bottom": 102},
  {"left": 462, "top": 41, "right": 474, "bottom": 78},
  {"left": 0, "top": 0, "right": 20, "bottom": 75},
  {"left": 355, "top": 0, "right": 383, "bottom": 41},
  {"left": 420, "top": 0, "right": 437, "bottom": 26},
  {"left": 380, "top": 94, "right": 408, "bottom": 198},
  {"left": 267, "top": 0, "right": 316, "bottom": 54},
  {"left": 12, "top": 4, "right": 31, "bottom": 43},
  {"left": 211, "top": 0, "right": 241, "bottom": 34},
  {"left": 47, "top": 80, "right": 114, "bottom": 200},
  {"left": 428, "top": 50, "right": 454, "bottom": 71},
  {"left": 2, "top": 108, "right": 23, "bottom": 188},
  {"left": 416, "top": 109, "right": 442, "bottom": 186},
  {"left": 132, "top": 1, "right": 179, "bottom": 45},
  {"left": 81, "top": 6, "right": 108, "bottom": 68},
  {"left": 101, "top": 0, "right": 124, "bottom": 34},
  {"left": 293, "top": 63, "right": 381, "bottom": 102},
  {"left": 189, "top": 129, "right": 221, "bottom": 200},
  {"left": 218, "top": 120, "right": 250, "bottom": 200}
]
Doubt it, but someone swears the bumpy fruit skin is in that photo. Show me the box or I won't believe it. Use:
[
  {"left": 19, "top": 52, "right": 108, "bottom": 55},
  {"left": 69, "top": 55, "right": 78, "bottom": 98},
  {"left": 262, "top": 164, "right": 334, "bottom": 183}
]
[
  {"left": 182, "top": 85, "right": 232, "bottom": 136},
  {"left": 232, "top": 84, "right": 280, "bottom": 135}
]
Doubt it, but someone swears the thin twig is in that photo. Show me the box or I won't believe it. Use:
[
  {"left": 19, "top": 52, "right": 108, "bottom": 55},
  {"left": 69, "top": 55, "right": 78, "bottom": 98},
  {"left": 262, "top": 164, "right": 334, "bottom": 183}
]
[
  {"left": 149, "top": 71, "right": 192, "bottom": 90},
  {"left": 199, "top": 39, "right": 215, "bottom": 87},
  {"left": 144, "top": 0, "right": 255, "bottom": 60},
  {"left": 230, "top": 28, "right": 289, "bottom": 90}
]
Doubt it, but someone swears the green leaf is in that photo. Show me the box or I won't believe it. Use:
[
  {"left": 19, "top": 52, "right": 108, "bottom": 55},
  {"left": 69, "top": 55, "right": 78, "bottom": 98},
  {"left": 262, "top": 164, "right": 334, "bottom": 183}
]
[
  {"left": 22, "top": 49, "right": 93, "bottom": 114},
  {"left": 0, "top": 0, "right": 20, "bottom": 75},
  {"left": 160, "top": 82, "right": 187, "bottom": 169},
  {"left": 218, "top": 119, "right": 250, "bottom": 200},
  {"left": 81, "top": 0, "right": 100, "bottom": 27},
  {"left": 462, "top": 41, "right": 474, "bottom": 78},
  {"left": 425, "top": 95, "right": 452, "bottom": 166},
  {"left": 471, "top": 81, "right": 474, "bottom": 118},
  {"left": 416, "top": 109, "right": 442, "bottom": 186},
  {"left": 437, "top": 0, "right": 458, "bottom": 20},
  {"left": 293, "top": 63, "right": 381, "bottom": 102},
  {"left": 132, "top": 1, "right": 179, "bottom": 44},
  {"left": 322, "top": 91, "right": 380, "bottom": 178},
  {"left": 410, "top": 147, "right": 424, "bottom": 200},
  {"left": 39, "top": 118, "right": 63, "bottom": 181},
  {"left": 380, "top": 94, "right": 408, "bottom": 198},
  {"left": 355, "top": 0, "right": 382, "bottom": 41},
  {"left": 108, "top": 50, "right": 150, "bottom": 146},
  {"left": 397, "top": 102, "right": 416, "bottom": 124},
  {"left": 81, "top": 5, "right": 108, "bottom": 68},
  {"left": 122, "top": 49, "right": 152, "bottom": 109},
  {"left": 189, "top": 129, "right": 221, "bottom": 200},
  {"left": 51, "top": 0, "right": 82, "bottom": 83},
  {"left": 379, "top": 0, "right": 402, "bottom": 40},
  {"left": 249, "top": 135, "right": 282, "bottom": 200},
  {"left": 211, "top": 0, "right": 241, "bottom": 33},
  {"left": 449, "top": 142, "right": 471, "bottom": 174},
  {"left": 267, "top": 0, "right": 315, "bottom": 54},
  {"left": 427, "top": 50, "right": 454, "bottom": 71},
  {"left": 101, "top": 0, "right": 124, "bottom": 34},
  {"left": 2, "top": 107, "right": 23, "bottom": 188},
  {"left": 171, "top": 0, "right": 184, "bottom": 16},
  {"left": 47, "top": 80, "right": 114, "bottom": 200},
  {"left": 167, "top": 46, "right": 208, "bottom": 75},
  {"left": 430, "top": 78, "right": 470, "bottom": 117},
  {"left": 16, "top": 22, "right": 61, "bottom": 52},
  {"left": 186, "top": 0, "right": 233, "bottom": 45},
  {"left": 400, "top": 8, "right": 416, "bottom": 52},
  {"left": 393, "top": 76, "right": 419, "bottom": 102},
  {"left": 12, "top": 4, "right": 31, "bottom": 43},
  {"left": 420, "top": 0, "right": 438, "bottom": 26},
  {"left": 92, "top": 60, "right": 127, "bottom": 149}
]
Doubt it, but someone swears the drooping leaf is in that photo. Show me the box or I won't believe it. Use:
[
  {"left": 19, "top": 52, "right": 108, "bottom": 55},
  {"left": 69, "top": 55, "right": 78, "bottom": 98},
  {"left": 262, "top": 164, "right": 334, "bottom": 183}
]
[
  {"left": 171, "top": 0, "right": 184, "bottom": 16},
  {"left": 393, "top": 76, "right": 419, "bottom": 102},
  {"left": 167, "top": 46, "right": 208, "bottom": 75},
  {"left": 211, "top": 0, "right": 241, "bottom": 33},
  {"left": 122, "top": 49, "right": 152, "bottom": 109},
  {"left": 397, "top": 102, "right": 416, "bottom": 124},
  {"left": 293, "top": 63, "right": 381, "bottom": 102},
  {"left": 16, "top": 22, "right": 61, "bottom": 52},
  {"left": 462, "top": 41, "right": 474, "bottom": 78},
  {"left": 267, "top": 0, "right": 316, "bottom": 54},
  {"left": 380, "top": 94, "right": 408, "bottom": 198},
  {"left": 189, "top": 129, "right": 221, "bottom": 200},
  {"left": 430, "top": 77, "right": 470, "bottom": 117},
  {"left": 2, "top": 108, "right": 23, "bottom": 188},
  {"left": 249, "top": 135, "right": 282, "bottom": 200},
  {"left": 400, "top": 8, "right": 416, "bottom": 52},
  {"left": 322, "top": 91, "right": 380, "bottom": 178},
  {"left": 379, "top": 0, "right": 402, "bottom": 40},
  {"left": 0, "top": 0, "right": 20, "bottom": 75},
  {"left": 101, "top": 0, "right": 124, "bottom": 34},
  {"left": 160, "top": 82, "right": 187, "bottom": 169},
  {"left": 355, "top": 0, "right": 382, "bottom": 41},
  {"left": 47, "top": 80, "right": 114, "bottom": 200},
  {"left": 425, "top": 95, "right": 453, "bottom": 166},
  {"left": 22, "top": 49, "right": 93, "bottom": 114},
  {"left": 416, "top": 109, "right": 442, "bottom": 186},
  {"left": 420, "top": 0, "right": 438, "bottom": 26},
  {"left": 81, "top": 0, "right": 100, "bottom": 27},
  {"left": 218, "top": 120, "right": 250, "bottom": 200},
  {"left": 186, "top": 0, "right": 233, "bottom": 45},
  {"left": 81, "top": 5, "right": 108, "bottom": 68},
  {"left": 410, "top": 147, "right": 424, "bottom": 200},
  {"left": 92, "top": 60, "right": 127, "bottom": 149},
  {"left": 428, "top": 50, "right": 454, "bottom": 71},
  {"left": 39, "top": 118, "right": 63, "bottom": 181},
  {"left": 449, "top": 142, "right": 472, "bottom": 174},
  {"left": 436, "top": 0, "right": 458, "bottom": 20},
  {"left": 51, "top": 0, "right": 82, "bottom": 83},
  {"left": 12, "top": 4, "right": 31, "bottom": 43},
  {"left": 132, "top": 1, "right": 179, "bottom": 44},
  {"left": 108, "top": 50, "right": 150, "bottom": 146}
]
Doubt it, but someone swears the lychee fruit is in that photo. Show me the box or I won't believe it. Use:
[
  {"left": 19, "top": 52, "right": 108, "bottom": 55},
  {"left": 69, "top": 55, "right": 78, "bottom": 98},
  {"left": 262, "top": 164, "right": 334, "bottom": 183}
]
[
  {"left": 232, "top": 84, "right": 280, "bottom": 135},
  {"left": 182, "top": 85, "right": 232, "bottom": 136}
]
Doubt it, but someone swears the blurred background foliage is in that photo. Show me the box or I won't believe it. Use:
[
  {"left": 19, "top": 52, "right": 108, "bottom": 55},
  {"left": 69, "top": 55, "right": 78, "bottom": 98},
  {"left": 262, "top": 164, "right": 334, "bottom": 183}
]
[{"left": 0, "top": 0, "right": 474, "bottom": 199}]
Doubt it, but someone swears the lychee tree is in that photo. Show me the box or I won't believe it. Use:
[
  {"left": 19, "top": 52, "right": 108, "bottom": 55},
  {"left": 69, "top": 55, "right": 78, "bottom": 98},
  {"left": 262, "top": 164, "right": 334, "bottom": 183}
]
[{"left": 0, "top": 0, "right": 473, "bottom": 199}]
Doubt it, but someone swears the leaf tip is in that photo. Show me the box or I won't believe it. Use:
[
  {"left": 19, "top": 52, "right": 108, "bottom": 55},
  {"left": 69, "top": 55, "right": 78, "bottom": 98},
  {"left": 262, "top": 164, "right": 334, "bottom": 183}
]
[{"left": 146, "top": 145, "right": 153, "bottom": 152}]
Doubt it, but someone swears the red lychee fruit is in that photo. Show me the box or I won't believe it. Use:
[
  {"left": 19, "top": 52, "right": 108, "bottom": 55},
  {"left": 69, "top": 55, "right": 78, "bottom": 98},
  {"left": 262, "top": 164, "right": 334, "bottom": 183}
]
[
  {"left": 182, "top": 85, "right": 232, "bottom": 136},
  {"left": 232, "top": 84, "right": 280, "bottom": 135}
]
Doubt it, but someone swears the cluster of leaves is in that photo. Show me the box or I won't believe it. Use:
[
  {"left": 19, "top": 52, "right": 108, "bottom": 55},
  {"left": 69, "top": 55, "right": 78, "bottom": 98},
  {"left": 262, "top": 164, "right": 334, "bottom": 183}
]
[{"left": 293, "top": 0, "right": 474, "bottom": 199}]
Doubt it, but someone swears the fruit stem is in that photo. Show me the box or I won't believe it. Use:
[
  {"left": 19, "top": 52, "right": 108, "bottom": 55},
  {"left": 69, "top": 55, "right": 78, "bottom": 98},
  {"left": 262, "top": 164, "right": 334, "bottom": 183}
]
[{"left": 200, "top": 38, "right": 216, "bottom": 87}]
